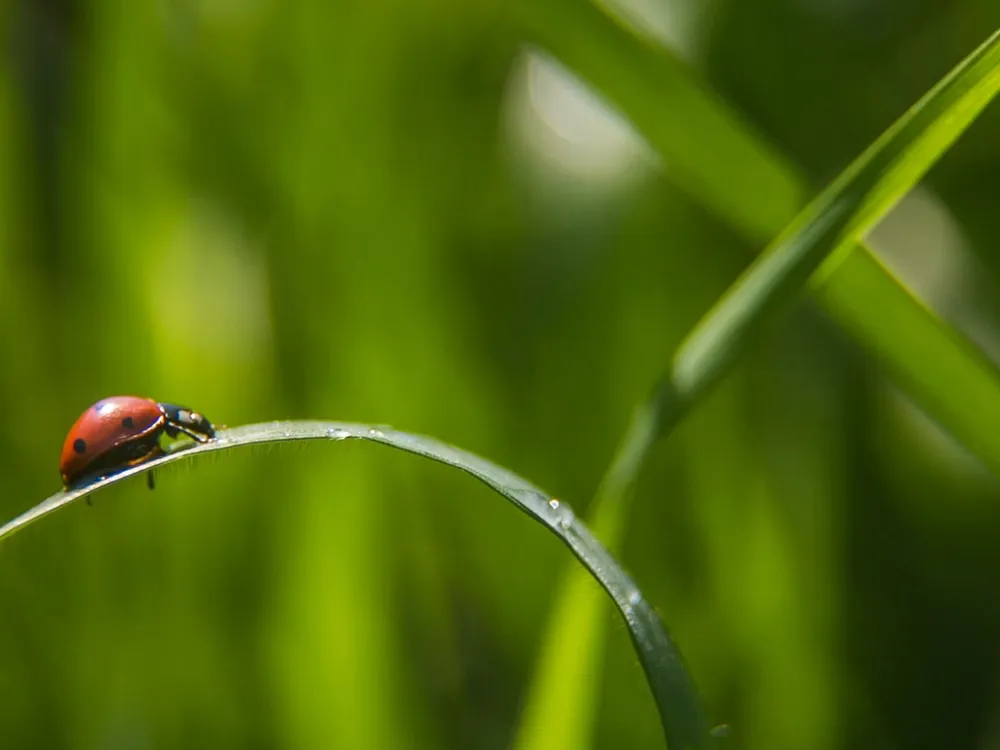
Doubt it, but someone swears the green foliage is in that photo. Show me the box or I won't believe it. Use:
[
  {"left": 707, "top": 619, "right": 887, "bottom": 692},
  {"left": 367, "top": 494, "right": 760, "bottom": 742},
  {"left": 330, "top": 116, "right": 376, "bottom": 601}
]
[
  {"left": 518, "top": 0, "right": 1000, "bottom": 477},
  {"left": 3, "top": 1, "right": 1000, "bottom": 749},
  {"left": 515, "top": 20, "right": 1000, "bottom": 750}
]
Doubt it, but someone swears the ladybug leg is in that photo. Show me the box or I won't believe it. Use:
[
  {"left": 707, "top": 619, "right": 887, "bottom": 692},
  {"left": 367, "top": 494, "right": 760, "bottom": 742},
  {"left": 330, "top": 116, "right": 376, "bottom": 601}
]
[
  {"left": 171, "top": 425, "right": 213, "bottom": 443},
  {"left": 122, "top": 442, "right": 164, "bottom": 491},
  {"left": 125, "top": 442, "right": 163, "bottom": 465},
  {"left": 137, "top": 458, "right": 159, "bottom": 491}
]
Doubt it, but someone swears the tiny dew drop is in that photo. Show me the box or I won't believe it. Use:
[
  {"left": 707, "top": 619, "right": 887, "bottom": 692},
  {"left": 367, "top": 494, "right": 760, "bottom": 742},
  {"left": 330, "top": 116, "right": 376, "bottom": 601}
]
[
  {"left": 548, "top": 498, "right": 560, "bottom": 510},
  {"left": 627, "top": 590, "right": 642, "bottom": 606},
  {"left": 327, "top": 428, "right": 351, "bottom": 440},
  {"left": 368, "top": 428, "right": 385, "bottom": 438},
  {"left": 557, "top": 506, "right": 575, "bottom": 530}
]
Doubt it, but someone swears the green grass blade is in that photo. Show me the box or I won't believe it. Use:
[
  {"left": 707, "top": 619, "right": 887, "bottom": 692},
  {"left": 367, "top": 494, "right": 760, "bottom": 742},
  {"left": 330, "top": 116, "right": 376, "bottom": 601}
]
[
  {"left": 515, "top": 1, "right": 1000, "bottom": 473},
  {"left": 512, "top": 8, "right": 1000, "bottom": 749},
  {"left": 673, "top": 24, "right": 1000, "bottom": 414},
  {"left": 667, "top": 37, "right": 1000, "bottom": 445},
  {"left": 815, "top": 248, "right": 1000, "bottom": 477},
  {"left": 514, "top": 0, "right": 806, "bottom": 243},
  {"left": 514, "top": 405, "right": 658, "bottom": 750},
  {"left": 0, "top": 421, "right": 713, "bottom": 750}
]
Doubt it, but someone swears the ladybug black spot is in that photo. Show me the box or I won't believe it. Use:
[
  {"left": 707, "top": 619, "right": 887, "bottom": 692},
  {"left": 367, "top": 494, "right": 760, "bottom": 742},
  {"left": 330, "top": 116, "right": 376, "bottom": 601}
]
[
  {"left": 122, "top": 416, "right": 134, "bottom": 428},
  {"left": 73, "top": 438, "right": 87, "bottom": 454}
]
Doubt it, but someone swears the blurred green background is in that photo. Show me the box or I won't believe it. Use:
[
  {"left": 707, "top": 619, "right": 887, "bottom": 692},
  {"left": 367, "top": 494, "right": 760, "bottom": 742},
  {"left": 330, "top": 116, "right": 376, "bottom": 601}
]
[{"left": 3, "top": 0, "right": 1000, "bottom": 748}]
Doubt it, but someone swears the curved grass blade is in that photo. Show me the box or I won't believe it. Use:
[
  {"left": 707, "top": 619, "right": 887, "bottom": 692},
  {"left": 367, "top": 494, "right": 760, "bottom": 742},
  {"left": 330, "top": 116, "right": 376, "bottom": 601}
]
[
  {"left": 514, "top": 405, "right": 658, "bottom": 750},
  {"left": 0, "top": 421, "right": 713, "bottom": 750},
  {"left": 514, "top": 15, "right": 1000, "bottom": 750}
]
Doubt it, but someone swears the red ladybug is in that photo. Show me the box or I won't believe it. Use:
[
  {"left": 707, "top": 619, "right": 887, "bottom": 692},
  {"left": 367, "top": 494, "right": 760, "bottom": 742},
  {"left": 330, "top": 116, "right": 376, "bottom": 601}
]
[{"left": 60, "top": 396, "right": 216, "bottom": 490}]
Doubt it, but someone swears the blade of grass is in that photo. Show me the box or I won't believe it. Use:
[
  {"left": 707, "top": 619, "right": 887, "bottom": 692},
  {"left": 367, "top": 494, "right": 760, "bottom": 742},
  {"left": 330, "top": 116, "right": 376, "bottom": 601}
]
[
  {"left": 673, "top": 25, "right": 1000, "bottom": 412},
  {"left": 513, "top": 14, "right": 1000, "bottom": 750},
  {"left": 513, "top": 0, "right": 1000, "bottom": 476},
  {"left": 513, "top": 0, "right": 806, "bottom": 243},
  {"left": 513, "top": 405, "right": 659, "bottom": 750},
  {"left": 813, "top": 249, "right": 1000, "bottom": 470},
  {"left": 0, "top": 421, "right": 714, "bottom": 750}
]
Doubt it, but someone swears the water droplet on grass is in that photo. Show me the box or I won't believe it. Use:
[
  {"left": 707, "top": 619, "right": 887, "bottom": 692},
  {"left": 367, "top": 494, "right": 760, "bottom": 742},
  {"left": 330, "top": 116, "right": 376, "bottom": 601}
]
[{"left": 557, "top": 505, "right": 575, "bottom": 530}]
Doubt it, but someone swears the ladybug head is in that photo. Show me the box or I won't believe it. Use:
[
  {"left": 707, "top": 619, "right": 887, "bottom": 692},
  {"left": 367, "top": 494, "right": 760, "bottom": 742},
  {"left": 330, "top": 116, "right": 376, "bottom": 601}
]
[{"left": 158, "top": 402, "right": 216, "bottom": 442}]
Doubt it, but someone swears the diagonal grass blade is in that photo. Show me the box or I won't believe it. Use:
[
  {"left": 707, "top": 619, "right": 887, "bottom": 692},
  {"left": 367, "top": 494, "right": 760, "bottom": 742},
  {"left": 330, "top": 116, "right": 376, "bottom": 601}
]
[{"left": 512, "top": 10, "right": 1000, "bottom": 749}]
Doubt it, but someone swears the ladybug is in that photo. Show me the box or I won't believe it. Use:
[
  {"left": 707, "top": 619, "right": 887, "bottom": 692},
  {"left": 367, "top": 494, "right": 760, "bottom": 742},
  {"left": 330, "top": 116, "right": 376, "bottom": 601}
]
[{"left": 60, "top": 396, "right": 216, "bottom": 491}]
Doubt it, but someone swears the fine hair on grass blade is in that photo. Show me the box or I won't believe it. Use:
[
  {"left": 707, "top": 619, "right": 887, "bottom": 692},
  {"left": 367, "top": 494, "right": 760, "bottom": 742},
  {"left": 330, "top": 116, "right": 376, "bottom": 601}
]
[
  {"left": 0, "top": 421, "right": 713, "bottom": 750},
  {"left": 513, "top": 19, "right": 1000, "bottom": 750}
]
